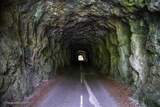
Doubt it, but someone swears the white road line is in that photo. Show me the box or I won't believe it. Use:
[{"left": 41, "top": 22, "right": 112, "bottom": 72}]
[
  {"left": 83, "top": 76, "right": 102, "bottom": 107},
  {"left": 80, "top": 64, "right": 83, "bottom": 84},
  {"left": 80, "top": 72, "right": 83, "bottom": 84},
  {"left": 80, "top": 95, "right": 83, "bottom": 107}
]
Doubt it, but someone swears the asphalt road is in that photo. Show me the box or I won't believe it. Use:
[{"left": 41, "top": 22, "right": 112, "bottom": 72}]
[{"left": 35, "top": 66, "right": 119, "bottom": 107}]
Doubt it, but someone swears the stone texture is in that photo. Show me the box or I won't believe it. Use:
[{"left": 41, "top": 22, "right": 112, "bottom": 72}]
[{"left": 0, "top": 0, "right": 160, "bottom": 107}]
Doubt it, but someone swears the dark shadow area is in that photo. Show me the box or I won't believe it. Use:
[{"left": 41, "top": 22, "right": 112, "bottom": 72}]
[{"left": 69, "top": 42, "right": 92, "bottom": 66}]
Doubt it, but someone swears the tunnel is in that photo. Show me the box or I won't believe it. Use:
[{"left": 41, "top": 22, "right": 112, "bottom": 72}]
[{"left": 0, "top": 0, "right": 160, "bottom": 107}]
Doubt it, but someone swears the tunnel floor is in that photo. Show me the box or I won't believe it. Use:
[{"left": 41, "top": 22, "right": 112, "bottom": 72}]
[{"left": 19, "top": 66, "right": 138, "bottom": 107}]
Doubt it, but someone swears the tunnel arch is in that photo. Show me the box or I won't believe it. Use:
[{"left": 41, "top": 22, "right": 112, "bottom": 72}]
[{"left": 0, "top": 0, "right": 160, "bottom": 106}]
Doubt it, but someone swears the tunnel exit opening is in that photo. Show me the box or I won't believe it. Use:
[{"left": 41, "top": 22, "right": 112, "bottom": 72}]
[
  {"left": 77, "top": 50, "right": 88, "bottom": 62},
  {"left": 69, "top": 42, "right": 92, "bottom": 66},
  {"left": 78, "top": 55, "right": 84, "bottom": 61}
]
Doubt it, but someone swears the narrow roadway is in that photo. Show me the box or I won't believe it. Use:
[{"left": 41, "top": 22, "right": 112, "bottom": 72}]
[{"left": 35, "top": 65, "right": 119, "bottom": 107}]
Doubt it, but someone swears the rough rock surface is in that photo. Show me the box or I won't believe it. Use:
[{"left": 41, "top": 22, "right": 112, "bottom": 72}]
[{"left": 0, "top": 0, "right": 160, "bottom": 107}]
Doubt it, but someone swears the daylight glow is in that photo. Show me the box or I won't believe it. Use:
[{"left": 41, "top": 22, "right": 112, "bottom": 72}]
[{"left": 78, "top": 55, "right": 84, "bottom": 61}]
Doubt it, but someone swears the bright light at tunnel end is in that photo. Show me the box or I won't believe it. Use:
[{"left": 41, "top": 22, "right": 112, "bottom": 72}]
[{"left": 78, "top": 55, "right": 84, "bottom": 61}]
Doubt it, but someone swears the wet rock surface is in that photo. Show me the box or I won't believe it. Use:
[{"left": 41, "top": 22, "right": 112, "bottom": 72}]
[{"left": 0, "top": 0, "right": 160, "bottom": 107}]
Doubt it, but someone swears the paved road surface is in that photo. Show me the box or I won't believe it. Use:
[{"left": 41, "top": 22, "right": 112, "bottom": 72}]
[{"left": 36, "top": 66, "right": 119, "bottom": 107}]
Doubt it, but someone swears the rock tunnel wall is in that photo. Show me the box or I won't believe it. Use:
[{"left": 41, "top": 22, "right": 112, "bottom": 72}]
[
  {"left": 0, "top": 0, "right": 160, "bottom": 106},
  {"left": 0, "top": 0, "right": 71, "bottom": 103}
]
